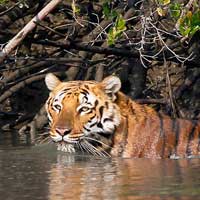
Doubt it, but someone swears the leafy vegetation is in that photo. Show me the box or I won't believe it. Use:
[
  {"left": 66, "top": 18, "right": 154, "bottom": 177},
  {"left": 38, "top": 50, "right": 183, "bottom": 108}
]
[
  {"left": 0, "top": 0, "right": 8, "bottom": 4},
  {"left": 102, "top": 2, "right": 126, "bottom": 45},
  {"left": 156, "top": 0, "right": 200, "bottom": 37}
]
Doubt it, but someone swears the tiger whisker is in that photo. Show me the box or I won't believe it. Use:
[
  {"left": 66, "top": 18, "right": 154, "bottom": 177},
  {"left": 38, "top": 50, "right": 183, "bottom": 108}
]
[
  {"left": 83, "top": 140, "right": 110, "bottom": 157},
  {"left": 77, "top": 142, "right": 84, "bottom": 153},
  {"left": 37, "top": 135, "right": 52, "bottom": 144},
  {"left": 84, "top": 136, "right": 111, "bottom": 149},
  {"left": 82, "top": 141, "right": 101, "bottom": 156},
  {"left": 80, "top": 141, "right": 96, "bottom": 155},
  {"left": 83, "top": 136, "right": 111, "bottom": 157},
  {"left": 37, "top": 133, "right": 49, "bottom": 137}
]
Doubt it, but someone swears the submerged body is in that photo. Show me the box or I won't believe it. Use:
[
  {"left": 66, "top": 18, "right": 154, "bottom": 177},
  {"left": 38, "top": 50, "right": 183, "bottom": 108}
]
[{"left": 45, "top": 73, "right": 200, "bottom": 158}]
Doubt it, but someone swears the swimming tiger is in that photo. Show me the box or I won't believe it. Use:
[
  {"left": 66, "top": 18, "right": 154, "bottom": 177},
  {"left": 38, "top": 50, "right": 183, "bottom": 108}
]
[{"left": 45, "top": 73, "right": 200, "bottom": 158}]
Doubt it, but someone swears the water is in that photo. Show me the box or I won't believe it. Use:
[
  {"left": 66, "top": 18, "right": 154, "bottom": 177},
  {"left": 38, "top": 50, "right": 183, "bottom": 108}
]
[{"left": 0, "top": 132, "right": 200, "bottom": 200}]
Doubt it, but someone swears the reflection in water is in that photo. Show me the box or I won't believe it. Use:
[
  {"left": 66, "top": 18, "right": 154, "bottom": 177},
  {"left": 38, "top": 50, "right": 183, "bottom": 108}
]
[
  {"left": 0, "top": 143, "right": 199, "bottom": 200},
  {"left": 48, "top": 153, "right": 200, "bottom": 200}
]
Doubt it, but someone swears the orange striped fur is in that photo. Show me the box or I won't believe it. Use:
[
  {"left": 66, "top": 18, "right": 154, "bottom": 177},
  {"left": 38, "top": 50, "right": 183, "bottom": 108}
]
[{"left": 45, "top": 73, "right": 200, "bottom": 158}]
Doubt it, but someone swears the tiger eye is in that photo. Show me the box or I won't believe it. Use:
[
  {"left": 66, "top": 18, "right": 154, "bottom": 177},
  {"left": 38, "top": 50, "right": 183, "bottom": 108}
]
[
  {"left": 80, "top": 107, "right": 90, "bottom": 112},
  {"left": 54, "top": 104, "right": 61, "bottom": 110}
]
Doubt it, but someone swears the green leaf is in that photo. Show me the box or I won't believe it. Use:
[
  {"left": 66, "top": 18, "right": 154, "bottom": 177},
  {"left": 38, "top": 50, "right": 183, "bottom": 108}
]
[
  {"left": 162, "top": 0, "right": 170, "bottom": 6},
  {"left": 107, "top": 27, "right": 115, "bottom": 45},
  {"left": 103, "top": 2, "right": 110, "bottom": 19},
  {"left": 0, "top": 0, "right": 8, "bottom": 4},
  {"left": 169, "top": 3, "right": 181, "bottom": 19},
  {"left": 190, "top": 25, "right": 200, "bottom": 36},
  {"left": 107, "top": 16, "right": 126, "bottom": 46},
  {"left": 116, "top": 15, "right": 126, "bottom": 31},
  {"left": 111, "top": 10, "right": 118, "bottom": 18},
  {"left": 71, "top": 1, "right": 80, "bottom": 14},
  {"left": 179, "top": 24, "right": 191, "bottom": 36},
  {"left": 191, "top": 10, "right": 200, "bottom": 26}
]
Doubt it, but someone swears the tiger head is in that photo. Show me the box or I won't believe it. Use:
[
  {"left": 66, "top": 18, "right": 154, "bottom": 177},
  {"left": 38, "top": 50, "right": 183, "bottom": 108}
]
[{"left": 45, "top": 73, "right": 121, "bottom": 155}]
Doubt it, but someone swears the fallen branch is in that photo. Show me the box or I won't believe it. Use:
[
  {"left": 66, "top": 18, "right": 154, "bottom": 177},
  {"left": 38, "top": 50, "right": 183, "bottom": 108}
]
[{"left": 0, "top": 0, "right": 62, "bottom": 64}]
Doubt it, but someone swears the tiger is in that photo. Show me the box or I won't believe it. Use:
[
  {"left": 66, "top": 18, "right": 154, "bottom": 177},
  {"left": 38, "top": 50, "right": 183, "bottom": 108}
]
[{"left": 45, "top": 73, "right": 200, "bottom": 158}]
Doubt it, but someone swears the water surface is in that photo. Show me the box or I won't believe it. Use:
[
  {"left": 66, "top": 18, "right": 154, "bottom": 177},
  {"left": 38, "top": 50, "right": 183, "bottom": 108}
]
[{"left": 0, "top": 132, "right": 200, "bottom": 200}]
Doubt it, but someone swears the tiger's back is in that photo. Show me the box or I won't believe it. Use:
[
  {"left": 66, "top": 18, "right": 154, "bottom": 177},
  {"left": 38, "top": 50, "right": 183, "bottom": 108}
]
[
  {"left": 111, "top": 94, "right": 200, "bottom": 158},
  {"left": 45, "top": 73, "right": 200, "bottom": 158}
]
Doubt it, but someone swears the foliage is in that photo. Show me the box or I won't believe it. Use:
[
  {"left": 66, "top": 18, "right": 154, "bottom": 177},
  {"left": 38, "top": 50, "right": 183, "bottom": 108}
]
[
  {"left": 156, "top": 0, "right": 200, "bottom": 37},
  {"left": 0, "top": 0, "right": 8, "bottom": 4},
  {"left": 179, "top": 9, "right": 200, "bottom": 37},
  {"left": 71, "top": 0, "right": 80, "bottom": 14},
  {"left": 107, "top": 14, "right": 126, "bottom": 46},
  {"left": 169, "top": 3, "right": 181, "bottom": 18},
  {"left": 102, "top": 1, "right": 126, "bottom": 45}
]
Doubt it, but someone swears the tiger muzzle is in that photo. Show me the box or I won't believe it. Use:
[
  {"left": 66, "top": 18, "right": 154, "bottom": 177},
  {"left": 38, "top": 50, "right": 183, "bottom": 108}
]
[{"left": 55, "top": 127, "right": 72, "bottom": 136}]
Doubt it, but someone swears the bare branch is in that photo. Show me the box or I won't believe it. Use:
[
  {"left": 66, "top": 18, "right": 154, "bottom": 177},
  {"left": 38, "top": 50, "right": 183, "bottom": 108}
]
[{"left": 0, "top": 0, "right": 62, "bottom": 64}]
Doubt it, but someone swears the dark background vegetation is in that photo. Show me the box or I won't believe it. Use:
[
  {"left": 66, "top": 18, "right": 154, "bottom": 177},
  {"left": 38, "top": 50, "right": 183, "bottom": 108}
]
[{"left": 0, "top": 0, "right": 199, "bottom": 143}]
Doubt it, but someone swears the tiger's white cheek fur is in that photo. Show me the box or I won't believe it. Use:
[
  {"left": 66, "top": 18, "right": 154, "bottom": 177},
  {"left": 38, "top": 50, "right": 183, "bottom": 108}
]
[
  {"left": 83, "top": 103, "right": 121, "bottom": 135},
  {"left": 101, "top": 105, "right": 121, "bottom": 133}
]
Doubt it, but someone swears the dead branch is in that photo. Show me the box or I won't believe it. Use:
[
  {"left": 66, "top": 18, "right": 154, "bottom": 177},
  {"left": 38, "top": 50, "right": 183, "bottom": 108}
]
[
  {"left": 34, "top": 39, "right": 138, "bottom": 57},
  {"left": 0, "top": 0, "right": 62, "bottom": 64}
]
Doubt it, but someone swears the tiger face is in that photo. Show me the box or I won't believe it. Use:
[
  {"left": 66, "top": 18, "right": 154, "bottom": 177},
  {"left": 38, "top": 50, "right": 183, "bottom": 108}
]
[{"left": 45, "top": 73, "right": 121, "bottom": 155}]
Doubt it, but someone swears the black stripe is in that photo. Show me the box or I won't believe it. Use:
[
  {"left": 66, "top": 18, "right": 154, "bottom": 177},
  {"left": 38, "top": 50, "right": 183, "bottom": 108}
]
[
  {"left": 87, "top": 110, "right": 93, "bottom": 114},
  {"left": 158, "top": 112, "right": 165, "bottom": 157},
  {"left": 50, "top": 99, "right": 55, "bottom": 111},
  {"left": 88, "top": 115, "right": 96, "bottom": 122},
  {"left": 81, "top": 89, "right": 89, "bottom": 95},
  {"left": 88, "top": 115, "right": 97, "bottom": 127},
  {"left": 99, "top": 106, "right": 104, "bottom": 118},
  {"left": 94, "top": 100, "right": 99, "bottom": 108},
  {"left": 103, "top": 118, "right": 113, "bottom": 123},
  {"left": 46, "top": 97, "right": 52, "bottom": 106},
  {"left": 105, "top": 101, "right": 109, "bottom": 109},
  {"left": 58, "top": 89, "right": 71, "bottom": 97},
  {"left": 62, "top": 88, "right": 71, "bottom": 92},
  {"left": 97, "top": 122, "right": 103, "bottom": 128},
  {"left": 83, "top": 126, "right": 90, "bottom": 132},
  {"left": 58, "top": 91, "right": 67, "bottom": 97},
  {"left": 89, "top": 122, "right": 97, "bottom": 128},
  {"left": 173, "top": 119, "right": 180, "bottom": 155},
  {"left": 96, "top": 132, "right": 112, "bottom": 139},
  {"left": 83, "top": 96, "right": 88, "bottom": 101},
  {"left": 86, "top": 102, "right": 92, "bottom": 106},
  {"left": 84, "top": 85, "right": 89, "bottom": 90},
  {"left": 97, "top": 106, "right": 104, "bottom": 128},
  {"left": 130, "top": 104, "right": 136, "bottom": 115},
  {"left": 186, "top": 120, "right": 197, "bottom": 156}
]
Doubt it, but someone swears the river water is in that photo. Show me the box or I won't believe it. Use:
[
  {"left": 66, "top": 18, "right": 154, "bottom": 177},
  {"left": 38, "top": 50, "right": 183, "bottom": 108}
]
[{"left": 0, "top": 132, "right": 200, "bottom": 200}]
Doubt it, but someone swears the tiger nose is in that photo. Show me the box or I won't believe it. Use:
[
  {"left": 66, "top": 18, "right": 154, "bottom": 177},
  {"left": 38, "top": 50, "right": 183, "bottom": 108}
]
[{"left": 55, "top": 128, "right": 72, "bottom": 136}]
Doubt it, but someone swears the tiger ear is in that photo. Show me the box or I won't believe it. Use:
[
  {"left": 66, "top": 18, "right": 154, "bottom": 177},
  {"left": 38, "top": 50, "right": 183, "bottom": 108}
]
[
  {"left": 100, "top": 76, "right": 121, "bottom": 100},
  {"left": 45, "top": 73, "right": 61, "bottom": 91}
]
